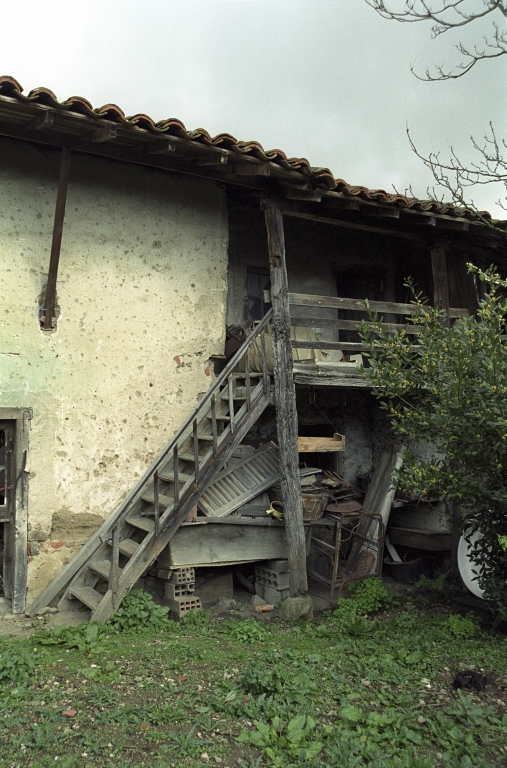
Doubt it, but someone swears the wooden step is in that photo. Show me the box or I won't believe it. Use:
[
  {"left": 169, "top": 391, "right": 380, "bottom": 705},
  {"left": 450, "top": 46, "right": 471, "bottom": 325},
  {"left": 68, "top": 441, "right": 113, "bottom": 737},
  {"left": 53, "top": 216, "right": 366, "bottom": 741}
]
[
  {"left": 159, "top": 470, "right": 193, "bottom": 483},
  {"left": 68, "top": 586, "right": 102, "bottom": 612},
  {"left": 119, "top": 539, "right": 139, "bottom": 558},
  {"left": 196, "top": 435, "right": 214, "bottom": 441},
  {"left": 141, "top": 491, "right": 174, "bottom": 507},
  {"left": 205, "top": 414, "right": 230, "bottom": 421},
  {"left": 179, "top": 453, "right": 205, "bottom": 462},
  {"left": 125, "top": 513, "right": 155, "bottom": 533},
  {"left": 89, "top": 559, "right": 123, "bottom": 581}
]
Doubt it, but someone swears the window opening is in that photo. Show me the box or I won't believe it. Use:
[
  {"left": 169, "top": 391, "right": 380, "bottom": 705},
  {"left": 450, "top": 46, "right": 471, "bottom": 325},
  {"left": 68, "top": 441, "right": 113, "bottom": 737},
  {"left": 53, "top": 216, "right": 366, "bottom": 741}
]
[{"left": 247, "top": 267, "right": 271, "bottom": 321}]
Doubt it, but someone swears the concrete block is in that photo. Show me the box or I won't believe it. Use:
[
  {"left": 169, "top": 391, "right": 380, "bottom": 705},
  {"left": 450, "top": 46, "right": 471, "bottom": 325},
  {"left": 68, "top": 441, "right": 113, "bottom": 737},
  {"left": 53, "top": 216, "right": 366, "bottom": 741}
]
[
  {"left": 194, "top": 570, "right": 233, "bottom": 604},
  {"left": 165, "top": 582, "right": 195, "bottom": 600},
  {"left": 267, "top": 559, "right": 289, "bottom": 573},
  {"left": 169, "top": 567, "right": 195, "bottom": 585},
  {"left": 163, "top": 595, "right": 202, "bottom": 619},
  {"left": 263, "top": 585, "right": 290, "bottom": 607},
  {"left": 255, "top": 566, "right": 290, "bottom": 590},
  {"left": 255, "top": 582, "right": 265, "bottom": 600}
]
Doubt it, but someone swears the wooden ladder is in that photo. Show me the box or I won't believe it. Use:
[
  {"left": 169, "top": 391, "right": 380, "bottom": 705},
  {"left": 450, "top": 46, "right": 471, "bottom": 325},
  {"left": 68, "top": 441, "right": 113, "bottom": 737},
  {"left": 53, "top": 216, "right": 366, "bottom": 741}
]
[{"left": 28, "top": 311, "right": 273, "bottom": 622}]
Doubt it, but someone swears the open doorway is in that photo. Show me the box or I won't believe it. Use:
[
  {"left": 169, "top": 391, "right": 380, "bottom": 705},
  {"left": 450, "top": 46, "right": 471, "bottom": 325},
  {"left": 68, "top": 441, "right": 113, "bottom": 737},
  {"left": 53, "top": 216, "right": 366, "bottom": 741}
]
[{"left": 0, "top": 410, "right": 31, "bottom": 614}]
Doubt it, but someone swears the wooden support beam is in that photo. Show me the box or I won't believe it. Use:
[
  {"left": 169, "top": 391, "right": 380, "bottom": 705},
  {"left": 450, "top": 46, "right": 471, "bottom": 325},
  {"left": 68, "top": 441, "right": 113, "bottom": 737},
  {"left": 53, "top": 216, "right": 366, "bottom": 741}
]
[
  {"left": 234, "top": 163, "right": 270, "bottom": 177},
  {"left": 86, "top": 123, "right": 117, "bottom": 143},
  {"left": 148, "top": 140, "right": 176, "bottom": 154},
  {"left": 285, "top": 187, "right": 322, "bottom": 202},
  {"left": 43, "top": 147, "right": 71, "bottom": 331},
  {"left": 361, "top": 205, "right": 400, "bottom": 219},
  {"left": 195, "top": 155, "right": 228, "bottom": 166},
  {"left": 431, "top": 246, "right": 450, "bottom": 326},
  {"left": 27, "top": 110, "right": 54, "bottom": 131},
  {"left": 264, "top": 202, "right": 308, "bottom": 597}
]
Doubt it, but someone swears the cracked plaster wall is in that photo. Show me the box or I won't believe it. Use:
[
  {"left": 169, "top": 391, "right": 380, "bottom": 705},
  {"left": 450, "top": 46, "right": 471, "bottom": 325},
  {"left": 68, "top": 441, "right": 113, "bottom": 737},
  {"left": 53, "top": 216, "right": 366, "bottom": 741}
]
[{"left": 0, "top": 138, "right": 228, "bottom": 603}]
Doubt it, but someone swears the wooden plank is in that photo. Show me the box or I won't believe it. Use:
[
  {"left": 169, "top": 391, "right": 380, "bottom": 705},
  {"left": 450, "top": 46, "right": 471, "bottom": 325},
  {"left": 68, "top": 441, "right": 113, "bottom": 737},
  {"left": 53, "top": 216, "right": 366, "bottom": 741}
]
[
  {"left": 43, "top": 146, "right": 71, "bottom": 330},
  {"left": 281, "top": 208, "right": 421, "bottom": 240},
  {"left": 288, "top": 292, "right": 469, "bottom": 318},
  {"left": 431, "top": 246, "right": 450, "bottom": 326},
  {"left": 297, "top": 434, "right": 345, "bottom": 452},
  {"left": 167, "top": 522, "right": 289, "bottom": 567},
  {"left": 68, "top": 586, "right": 102, "bottom": 612},
  {"left": 290, "top": 316, "right": 417, "bottom": 333},
  {"left": 293, "top": 371, "right": 371, "bottom": 388},
  {"left": 292, "top": 339, "right": 367, "bottom": 351},
  {"left": 234, "top": 163, "right": 270, "bottom": 176},
  {"left": 264, "top": 202, "right": 308, "bottom": 597}
]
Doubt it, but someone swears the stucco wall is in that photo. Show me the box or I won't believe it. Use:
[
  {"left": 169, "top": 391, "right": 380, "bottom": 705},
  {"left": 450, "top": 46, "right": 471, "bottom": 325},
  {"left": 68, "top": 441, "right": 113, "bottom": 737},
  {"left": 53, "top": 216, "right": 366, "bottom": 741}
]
[{"left": 0, "top": 139, "right": 228, "bottom": 602}]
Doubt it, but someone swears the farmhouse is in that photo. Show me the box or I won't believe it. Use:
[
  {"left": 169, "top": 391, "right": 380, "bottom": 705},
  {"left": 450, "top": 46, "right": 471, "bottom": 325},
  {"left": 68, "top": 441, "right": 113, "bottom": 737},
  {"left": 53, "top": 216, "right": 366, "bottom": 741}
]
[{"left": 1, "top": 75, "right": 504, "bottom": 618}]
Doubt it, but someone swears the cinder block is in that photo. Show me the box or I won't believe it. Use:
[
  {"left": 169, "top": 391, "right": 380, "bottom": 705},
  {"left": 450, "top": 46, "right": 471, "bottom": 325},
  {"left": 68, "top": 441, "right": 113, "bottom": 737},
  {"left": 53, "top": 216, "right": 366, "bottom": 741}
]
[
  {"left": 255, "top": 566, "right": 290, "bottom": 590},
  {"left": 164, "top": 595, "right": 202, "bottom": 619},
  {"left": 267, "top": 559, "right": 289, "bottom": 573},
  {"left": 165, "top": 582, "right": 195, "bottom": 600},
  {"left": 263, "top": 585, "right": 290, "bottom": 607},
  {"left": 169, "top": 567, "right": 195, "bottom": 585}
]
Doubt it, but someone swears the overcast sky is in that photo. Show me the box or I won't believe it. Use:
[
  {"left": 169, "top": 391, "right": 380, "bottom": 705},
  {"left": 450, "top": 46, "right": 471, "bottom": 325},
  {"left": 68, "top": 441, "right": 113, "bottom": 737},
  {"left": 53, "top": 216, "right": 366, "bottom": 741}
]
[{"left": 2, "top": 0, "right": 505, "bottom": 216}]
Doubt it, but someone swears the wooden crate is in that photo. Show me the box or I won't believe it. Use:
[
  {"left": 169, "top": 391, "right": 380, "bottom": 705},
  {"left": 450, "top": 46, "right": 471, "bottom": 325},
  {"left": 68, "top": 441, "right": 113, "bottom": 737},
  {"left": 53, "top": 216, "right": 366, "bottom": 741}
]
[{"left": 297, "top": 433, "right": 345, "bottom": 452}]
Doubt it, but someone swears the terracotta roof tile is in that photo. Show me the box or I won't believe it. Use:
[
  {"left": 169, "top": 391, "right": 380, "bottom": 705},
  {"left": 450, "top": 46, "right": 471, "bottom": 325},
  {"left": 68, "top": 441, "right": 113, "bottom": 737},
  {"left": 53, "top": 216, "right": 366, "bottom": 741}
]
[{"left": 0, "top": 76, "right": 493, "bottom": 222}]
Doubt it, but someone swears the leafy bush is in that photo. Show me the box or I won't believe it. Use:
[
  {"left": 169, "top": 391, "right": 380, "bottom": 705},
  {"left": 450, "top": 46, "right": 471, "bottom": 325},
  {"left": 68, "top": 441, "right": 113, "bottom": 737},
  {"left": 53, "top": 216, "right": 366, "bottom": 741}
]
[
  {"left": 107, "top": 589, "right": 170, "bottom": 632},
  {"left": 330, "top": 600, "right": 371, "bottom": 636},
  {"left": 445, "top": 613, "right": 479, "bottom": 639},
  {"left": 349, "top": 578, "right": 391, "bottom": 614},
  {"left": 237, "top": 714, "right": 323, "bottom": 765},
  {"left": 0, "top": 645, "right": 36, "bottom": 686},
  {"left": 359, "top": 266, "right": 507, "bottom": 620},
  {"left": 226, "top": 618, "right": 268, "bottom": 644}
]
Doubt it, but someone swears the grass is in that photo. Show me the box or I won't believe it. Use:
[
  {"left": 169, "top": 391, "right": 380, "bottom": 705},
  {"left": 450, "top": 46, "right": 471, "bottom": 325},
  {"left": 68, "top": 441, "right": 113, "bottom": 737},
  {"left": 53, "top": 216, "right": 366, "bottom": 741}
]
[{"left": 0, "top": 588, "right": 506, "bottom": 767}]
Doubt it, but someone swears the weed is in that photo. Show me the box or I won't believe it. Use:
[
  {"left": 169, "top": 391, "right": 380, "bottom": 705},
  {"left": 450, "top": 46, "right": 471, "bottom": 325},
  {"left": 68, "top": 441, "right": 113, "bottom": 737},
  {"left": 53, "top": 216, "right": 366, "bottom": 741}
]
[
  {"left": 349, "top": 577, "right": 391, "bottom": 613},
  {"left": 107, "top": 589, "right": 170, "bottom": 632},
  {"left": 445, "top": 613, "right": 479, "bottom": 638},
  {"left": 330, "top": 600, "right": 372, "bottom": 636},
  {"left": 0, "top": 645, "right": 36, "bottom": 686},
  {"left": 180, "top": 608, "right": 210, "bottom": 631},
  {"left": 226, "top": 617, "right": 269, "bottom": 644},
  {"left": 34, "top": 621, "right": 108, "bottom": 653},
  {"left": 241, "top": 660, "right": 316, "bottom": 704},
  {"left": 415, "top": 573, "right": 447, "bottom": 592},
  {"left": 237, "top": 714, "right": 323, "bottom": 765}
]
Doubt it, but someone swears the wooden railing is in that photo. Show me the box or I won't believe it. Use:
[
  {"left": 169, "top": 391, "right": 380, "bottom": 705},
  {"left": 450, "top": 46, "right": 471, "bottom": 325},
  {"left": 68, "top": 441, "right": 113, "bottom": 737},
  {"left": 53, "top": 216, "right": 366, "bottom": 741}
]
[{"left": 286, "top": 292, "right": 469, "bottom": 353}]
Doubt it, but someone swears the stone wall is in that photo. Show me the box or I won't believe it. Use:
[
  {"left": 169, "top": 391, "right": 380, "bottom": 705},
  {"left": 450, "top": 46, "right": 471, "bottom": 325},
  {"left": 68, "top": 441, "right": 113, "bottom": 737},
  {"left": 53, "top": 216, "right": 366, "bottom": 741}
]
[{"left": 0, "top": 138, "right": 229, "bottom": 603}]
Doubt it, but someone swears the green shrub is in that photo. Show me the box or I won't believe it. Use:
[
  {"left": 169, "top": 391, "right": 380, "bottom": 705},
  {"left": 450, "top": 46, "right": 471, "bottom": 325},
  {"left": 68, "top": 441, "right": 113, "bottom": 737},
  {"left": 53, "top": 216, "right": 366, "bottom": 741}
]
[
  {"left": 330, "top": 600, "right": 371, "bottom": 636},
  {"left": 0, "top": 645, "right": 36, "bottom": 686},
  {"left": 445, "top": 613, "right": 479, "bottom": 638},
  {"left": 107, "top": 589, "right": 170, "bottom": 632},
  {"left": 226, "top": 618, "right": 268, "bottom": 644},
  {"left": 349, "top": 578, "right": 391, "bottom": 614}
]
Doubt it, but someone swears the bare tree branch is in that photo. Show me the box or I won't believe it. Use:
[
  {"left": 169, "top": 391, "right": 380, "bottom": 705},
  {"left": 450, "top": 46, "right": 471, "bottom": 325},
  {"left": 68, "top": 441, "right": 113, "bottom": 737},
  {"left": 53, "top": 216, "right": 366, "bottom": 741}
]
[{"left": 366, "top": 1, "right": 507, "bottom": 79}]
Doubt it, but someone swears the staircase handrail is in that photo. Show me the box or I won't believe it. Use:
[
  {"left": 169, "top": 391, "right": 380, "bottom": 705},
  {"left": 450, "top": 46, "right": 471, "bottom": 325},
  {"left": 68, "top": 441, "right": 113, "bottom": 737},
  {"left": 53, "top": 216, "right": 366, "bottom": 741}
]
[{"left": 27, "top": 308, "right": 273, "bottom": 616}]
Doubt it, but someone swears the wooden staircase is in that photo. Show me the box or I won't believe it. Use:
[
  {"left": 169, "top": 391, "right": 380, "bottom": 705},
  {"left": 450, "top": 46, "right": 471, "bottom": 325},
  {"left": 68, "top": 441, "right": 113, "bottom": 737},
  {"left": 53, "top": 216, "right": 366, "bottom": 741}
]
[{"left": 28, "top": 311, "right": 273, "bottom": 622}]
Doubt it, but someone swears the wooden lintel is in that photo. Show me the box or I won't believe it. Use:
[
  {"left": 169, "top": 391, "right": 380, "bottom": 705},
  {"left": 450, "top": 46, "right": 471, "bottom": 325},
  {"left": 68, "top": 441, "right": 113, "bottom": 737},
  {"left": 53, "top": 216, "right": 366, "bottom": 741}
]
[
  {"left": 285, "top": 187, "right": 322, "bottom": 202},
  {"left": 148, "top": 140, "right": 176, "bottom": 154},
  {"left": 85, "top": 123, "right": 117, "bottom": 143},
  {"left": 234, "top": 163, "right": 270, "bottom": 177},
  {"left": 27, "top": 110, "right": 54, "bottom": 131}
]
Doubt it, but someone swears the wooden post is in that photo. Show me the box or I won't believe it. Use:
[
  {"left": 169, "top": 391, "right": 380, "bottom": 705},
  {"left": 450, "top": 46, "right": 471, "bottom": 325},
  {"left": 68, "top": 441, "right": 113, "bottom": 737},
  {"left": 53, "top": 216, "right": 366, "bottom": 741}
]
[
  {"left": 43, "top": 147, "right": 71, "bottom": 330},
  {"left": 264, "top": 202, "right": 308, "bottom": 597},
  {"left": 431, "top": 246, "right": 450, "bottom": 326}
]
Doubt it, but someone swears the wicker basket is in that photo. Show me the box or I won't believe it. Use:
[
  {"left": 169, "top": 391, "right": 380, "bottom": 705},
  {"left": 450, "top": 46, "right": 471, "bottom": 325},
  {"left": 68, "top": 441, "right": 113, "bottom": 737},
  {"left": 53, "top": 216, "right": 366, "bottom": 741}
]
[{"left": 301, "top": 492, "right": 329, "bottom": 522}]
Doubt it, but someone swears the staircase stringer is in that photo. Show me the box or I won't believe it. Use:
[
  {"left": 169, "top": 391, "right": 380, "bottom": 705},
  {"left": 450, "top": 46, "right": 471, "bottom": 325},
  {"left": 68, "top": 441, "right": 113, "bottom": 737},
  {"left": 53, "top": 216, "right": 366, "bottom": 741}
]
[
  {"left": 92, "top": 391, "right": 270, "bottom": 622},
  {"left": 27, "top": 310, "right": 273, "bottom": 618}
]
